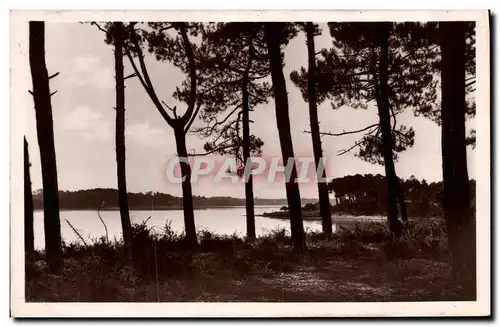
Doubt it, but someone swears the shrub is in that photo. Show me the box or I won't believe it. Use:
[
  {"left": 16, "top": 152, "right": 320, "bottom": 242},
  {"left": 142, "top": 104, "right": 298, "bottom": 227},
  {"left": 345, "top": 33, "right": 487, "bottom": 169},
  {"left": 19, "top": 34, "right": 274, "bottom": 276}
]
[{"left": 197, "top": 229, "right": 243, "bottom": 253}]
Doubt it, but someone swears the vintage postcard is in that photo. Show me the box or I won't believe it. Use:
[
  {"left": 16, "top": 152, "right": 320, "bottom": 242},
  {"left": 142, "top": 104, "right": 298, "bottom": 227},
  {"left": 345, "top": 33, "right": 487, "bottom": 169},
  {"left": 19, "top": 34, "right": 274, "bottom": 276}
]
[{"left": 10, "top": 10, "right": 490, "bottom": 317}]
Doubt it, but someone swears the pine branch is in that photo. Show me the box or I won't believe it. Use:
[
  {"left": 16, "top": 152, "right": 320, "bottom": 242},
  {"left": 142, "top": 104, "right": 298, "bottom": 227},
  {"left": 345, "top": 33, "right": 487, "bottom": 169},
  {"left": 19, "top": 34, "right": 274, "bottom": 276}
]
[
  {"left": 205, "top": 104, "right": 242, "bottom": 136},
  {"left": 124, "top": 72, "right": 137, "bottom": 80},
  {"left": 177, "top": 23, "right": 197, "bottom": 127},
  {"left": 91, "top": 22, "right": 108, "bottom": 34},
  {"left": 337, "top": 139, "right": 366, "bottom": 156},
  {"left": 465, "top": 80, "right": 476, "bottom": 88},
  {"left": 125, "top": 25, "right": 175, "bottom": 126},
  {"left": 124, "top": 47, "right": 148, "bottom": 90},
  {"left": 48, "top": 72, "right": 60, "bottom": 79},
  {"left": 162, "top": 101, "right": 178, "bottom": 119},
  {"left": 184, "top": 100, "right": 203, "bottom": 134},
  {"left": 188, "top": 144, "right": 240, "bottom": 157},
  {"left": 305, "top": 123, "right": 379, "bottom": 137}
]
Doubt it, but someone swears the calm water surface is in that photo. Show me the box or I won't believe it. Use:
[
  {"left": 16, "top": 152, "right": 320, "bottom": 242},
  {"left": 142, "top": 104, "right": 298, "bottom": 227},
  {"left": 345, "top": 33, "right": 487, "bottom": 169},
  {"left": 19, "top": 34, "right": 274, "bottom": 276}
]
[{"left": 33, "top": 206, "right": 329, "bottom": 250}]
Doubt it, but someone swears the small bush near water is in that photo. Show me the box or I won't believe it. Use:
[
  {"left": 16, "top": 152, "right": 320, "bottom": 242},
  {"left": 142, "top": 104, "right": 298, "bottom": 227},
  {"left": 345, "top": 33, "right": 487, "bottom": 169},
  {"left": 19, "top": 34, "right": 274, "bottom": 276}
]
[{"left": 26, "top": 217, "right": 470, "bottom": 302}]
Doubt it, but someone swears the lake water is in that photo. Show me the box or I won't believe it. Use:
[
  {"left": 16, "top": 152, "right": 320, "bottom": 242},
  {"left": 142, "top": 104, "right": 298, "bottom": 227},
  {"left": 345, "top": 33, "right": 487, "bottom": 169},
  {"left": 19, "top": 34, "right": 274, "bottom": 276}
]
[{"left": 33, "top": 206, "right": 330, "bottom": 250}]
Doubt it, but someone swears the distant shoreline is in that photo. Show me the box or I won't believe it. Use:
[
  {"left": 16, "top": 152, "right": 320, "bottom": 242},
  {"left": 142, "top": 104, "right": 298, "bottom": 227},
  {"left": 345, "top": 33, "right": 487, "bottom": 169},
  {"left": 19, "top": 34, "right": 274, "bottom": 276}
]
[
  {"left": 257, "top": 212, "right": 386, "bottom": 222},
  {"left": 33, "top": 204, "right": 284, "bottom": 212}
]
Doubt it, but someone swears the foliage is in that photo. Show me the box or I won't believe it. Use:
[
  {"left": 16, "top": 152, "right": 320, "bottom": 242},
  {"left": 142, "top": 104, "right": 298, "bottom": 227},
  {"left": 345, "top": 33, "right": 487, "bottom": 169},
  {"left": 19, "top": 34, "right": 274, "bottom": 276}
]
[
  {"left": 187, "top": 23, "right": 272, "bottom": 174},
  {"left": 401, "top": 22, "right": 476, "bottom": 124},
  {"left": 328, "top": 174, "right": 476, "bottom": 217},
  {"left": 290, "top": 22, "right": 439, "bottom": 164}
]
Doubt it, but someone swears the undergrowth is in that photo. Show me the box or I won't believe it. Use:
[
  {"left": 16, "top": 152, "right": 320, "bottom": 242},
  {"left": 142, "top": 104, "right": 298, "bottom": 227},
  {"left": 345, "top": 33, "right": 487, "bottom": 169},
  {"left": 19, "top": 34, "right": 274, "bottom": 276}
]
[{"left": 26, "top": 217, "right": 459, "bottom": 302}]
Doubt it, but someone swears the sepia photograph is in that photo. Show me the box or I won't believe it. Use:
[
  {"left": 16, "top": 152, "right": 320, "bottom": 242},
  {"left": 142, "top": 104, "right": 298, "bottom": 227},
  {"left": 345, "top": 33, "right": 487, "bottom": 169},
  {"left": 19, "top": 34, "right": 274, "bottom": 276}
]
[{"left": 10, "top": 10, "right": 490, "bottom": 317}]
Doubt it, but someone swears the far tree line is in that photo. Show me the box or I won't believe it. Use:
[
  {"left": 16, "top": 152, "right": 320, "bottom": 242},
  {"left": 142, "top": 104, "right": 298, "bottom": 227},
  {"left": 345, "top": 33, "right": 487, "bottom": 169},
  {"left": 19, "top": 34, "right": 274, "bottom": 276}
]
[
  {"left": 25, "top": 21, "right": 476, "bottom": 291},
  {"left": 30, "top": 188, "right": 292, "bottom": 210},
  {"left": 328, "top": 174, "right": 476, "bottom": 218}
]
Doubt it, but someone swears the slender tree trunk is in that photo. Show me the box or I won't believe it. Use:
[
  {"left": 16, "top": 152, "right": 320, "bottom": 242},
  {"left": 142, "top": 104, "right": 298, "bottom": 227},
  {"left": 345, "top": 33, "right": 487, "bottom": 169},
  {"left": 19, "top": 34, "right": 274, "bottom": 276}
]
[
  {"left": 174, "top": 127, "right": 198, "bottom": 247},
  {"left": 440, "top": 21, "right": 475, "bottom": 295},
  {"left": 29, "top": 21, "right": 62, "bottom": 273},
  {"left": 306, "top": 23, "right": 332, "bottom": 235},
  {"left": 265, "top": 23, "right": 306, "bottom": 252},
  {"left": 397, "top": 187, "right": 408, "bottom": 223},
  {"left": 242, "top": 74, "right": 256, "bottom": 241},
  {"left": 24, "top": 137, "right": 35, "bottom": 256},
  {"left": 242, "top": 34, "right": 256, "bottom": 240},
  {"left": 113, "top": 22, "right": 133, "bottom": 254},
  {"left": 375, "top": 23, "right": 403, "bottom": 237}
]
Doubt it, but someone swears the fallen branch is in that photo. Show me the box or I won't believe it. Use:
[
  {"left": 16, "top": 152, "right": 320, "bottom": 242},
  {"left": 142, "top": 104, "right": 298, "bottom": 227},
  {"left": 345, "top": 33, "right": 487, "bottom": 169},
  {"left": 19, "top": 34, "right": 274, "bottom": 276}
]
[{"left": 65, "top": 218, "right": 89, "bottom": 247}]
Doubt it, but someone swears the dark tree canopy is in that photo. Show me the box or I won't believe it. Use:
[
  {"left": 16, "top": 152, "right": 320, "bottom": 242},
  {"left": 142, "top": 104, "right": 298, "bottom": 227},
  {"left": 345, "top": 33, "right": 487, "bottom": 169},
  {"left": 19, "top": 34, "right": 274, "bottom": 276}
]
[
  {"left": 328, "top": 174, "right": 476, "bottom": 218},
  {"left": 291, "top": 22, "right": 441, "bottom": 164},
  {"left": 189, "top": 23, "right": 272, "bottom": 174}
]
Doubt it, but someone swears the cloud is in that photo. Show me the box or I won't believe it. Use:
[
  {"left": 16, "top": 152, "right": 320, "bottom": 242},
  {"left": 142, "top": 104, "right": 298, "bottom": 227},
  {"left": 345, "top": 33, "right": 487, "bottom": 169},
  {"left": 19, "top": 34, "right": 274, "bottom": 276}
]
[
  {"left": 62, "top": 106, "right": 172, "bottom": 146},
  {"left": 67, "top": 55, "right": 114, "bottom": 89},
  {"left": 126, "top": 121, "right": 171, "bottom": 147},
  {"left": 63, "top": 105, "right": 112, "bottom": 140}
]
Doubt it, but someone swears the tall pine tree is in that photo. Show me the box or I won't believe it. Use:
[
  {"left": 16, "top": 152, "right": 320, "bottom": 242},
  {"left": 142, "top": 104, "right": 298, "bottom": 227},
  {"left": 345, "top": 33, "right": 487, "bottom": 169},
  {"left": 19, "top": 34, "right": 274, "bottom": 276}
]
[
  {"left": 124, "top": 22, "right": 202, "bottom": 246},
  {"left": 292, "top": 22, "right": 438, "bottom": 235},
  {"left": 265, "top": 22, "right": 306, "bottom": 252},
  {"left": 29, "top": 21, "right": 63, "bottom": 272},
  {"left": 191, "top": 23, "right": 271, "bottom": 240}
]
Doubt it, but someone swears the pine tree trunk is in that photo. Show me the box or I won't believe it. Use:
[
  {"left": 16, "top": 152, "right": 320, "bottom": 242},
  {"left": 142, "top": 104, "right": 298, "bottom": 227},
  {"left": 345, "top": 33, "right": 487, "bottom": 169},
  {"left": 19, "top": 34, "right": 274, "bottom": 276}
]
[
  {"left": 24, "top": 137, "right": 35, "bottom": 256},
  {"left": 306, "top": 22, "right": 332, "bottom": 235},
  {"left": 29, "top": 21, "right": 62, "bottom": 273},
  {"left": 242, "top": 73, "right": 256, "bottom": 241},
  {"left": 113, "top": 22, "right": 133, "bottom": 254},
  {"left": 242, "top": 34, "right": 256, "bottom": 240},
  {"left": 265, "top": 23, "right": 306, "bottom": 252},
  {"left": 375, "top": 23, "right": 403, "bottom": 237},
  {"left": 440, "top": 21, "right": 475, "bottom": 296},
  {"left": 174, "top": 127, "right": 198, "bottom": 247}
]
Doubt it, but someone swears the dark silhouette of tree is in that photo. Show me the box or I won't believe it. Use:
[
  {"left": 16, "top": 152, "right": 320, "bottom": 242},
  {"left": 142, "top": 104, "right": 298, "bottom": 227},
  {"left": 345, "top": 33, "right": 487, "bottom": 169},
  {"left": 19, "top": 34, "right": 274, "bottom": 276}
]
[
  {"left": 111, "top": 22, "right": 134, "bottom": 254},
  {"left": 29, "top": 21, "right": 62, "bottom": 273},
  {"left": 292, "top": 22, "right": 439, "bottom": 235},
  {"left": 264, "top": 22, "right": 306, "bottom": 252},
  {"left": 92, "top": 21, "right": 138, "bottom": 253},
  {"left": 406, "top": 22, "right": 476, "bottom": 132},
  {"left": 190, "top": 23, "right": 271, "bottom": 240},
  {"left": 439, "top": 21, "right": 475, "bottom": 294},
  {"left": 400, "top": 21, "right": 476, "bottom": 288},
  {"left": 123, "top": 22, "right": 201, "bottom": 247},
  {"left": 24, "top": 137, "right": 34, "bottom": 256},
  {"left": 290, "top": 22, "right": 332, "bottom": 235},
  {"left": 374, "top": 22, "right": 405, "bottom": 235},
  {"left": 327, "top": 174, "right": 473, "bottom": 218}
]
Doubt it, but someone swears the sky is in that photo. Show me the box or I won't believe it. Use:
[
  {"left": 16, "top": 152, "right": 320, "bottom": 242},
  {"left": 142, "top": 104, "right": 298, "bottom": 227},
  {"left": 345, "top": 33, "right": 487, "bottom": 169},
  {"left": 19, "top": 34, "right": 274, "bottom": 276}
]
[{"left": 22, "top": 22, "right": 476, "bottom": 199}]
